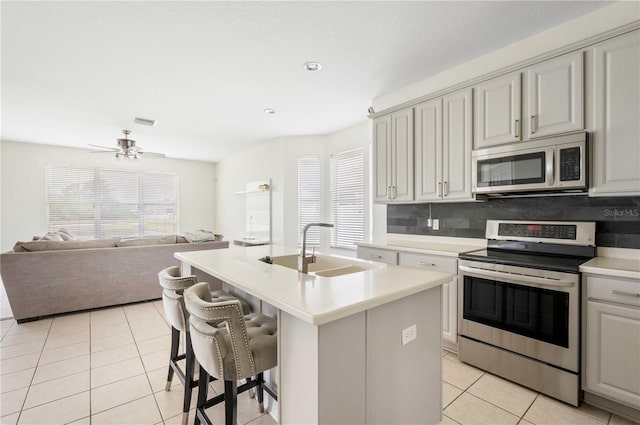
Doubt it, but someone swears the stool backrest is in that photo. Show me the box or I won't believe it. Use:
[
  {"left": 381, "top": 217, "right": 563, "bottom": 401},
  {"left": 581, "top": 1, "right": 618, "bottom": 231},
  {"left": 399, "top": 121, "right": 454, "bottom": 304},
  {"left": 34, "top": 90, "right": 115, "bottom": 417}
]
[
  {"left": 184, "top": 282, "right": 256, "bottom": 380},
  {"left": 157, "top": 266, "right": 197, "bottom": 332}
]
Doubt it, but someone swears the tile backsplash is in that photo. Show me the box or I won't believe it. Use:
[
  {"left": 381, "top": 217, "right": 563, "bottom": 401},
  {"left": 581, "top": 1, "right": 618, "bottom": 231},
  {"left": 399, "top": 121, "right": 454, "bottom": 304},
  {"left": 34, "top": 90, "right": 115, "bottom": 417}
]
[{"left": 387, "top": 196, "right": 640, "bottom": 249}]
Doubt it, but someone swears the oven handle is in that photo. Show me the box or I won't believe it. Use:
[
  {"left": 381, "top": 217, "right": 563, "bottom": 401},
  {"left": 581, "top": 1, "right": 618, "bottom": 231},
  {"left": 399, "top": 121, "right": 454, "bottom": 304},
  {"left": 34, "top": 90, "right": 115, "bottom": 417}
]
[{"left": 459, "top": 265, "right": 575, "bottom": 288}]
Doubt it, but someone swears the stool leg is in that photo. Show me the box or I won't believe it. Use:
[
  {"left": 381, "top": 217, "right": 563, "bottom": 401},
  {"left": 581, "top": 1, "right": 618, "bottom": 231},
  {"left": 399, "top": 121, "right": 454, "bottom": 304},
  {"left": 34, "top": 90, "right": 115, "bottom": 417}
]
[
  {"left": 181, "top": 332, "right": 195, "bottom": 425},
  {"left": 256, "top": 372, "right": 264, "bottom": 413},
  {"left": 195, "top": 368, "right": 209, "bottom": 425},
  {"left": 166, "top": 326, "right": 180, "bottom": 391},
  {"left": 224, "top": 380, "right": 238, "bottom": 425},
  {"left": 246, "top": 378, "right": 255, "bottom": 398}
]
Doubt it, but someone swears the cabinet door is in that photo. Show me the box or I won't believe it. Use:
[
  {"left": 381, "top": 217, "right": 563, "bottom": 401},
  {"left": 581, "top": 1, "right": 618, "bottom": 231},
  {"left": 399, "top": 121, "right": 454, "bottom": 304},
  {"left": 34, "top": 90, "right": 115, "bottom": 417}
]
[
  {"left": 415, "top": 98, "right": 442, "bottom": 201},
  {"left": 590, "top": 31, "right": 640, "bottom": 196},
  {"left": 585, "top": 300, "right": 640, "bottom": 408},
  {"left": 443, "top": 88, "right": 473, "bottom": 200},
  {"left": 525, "top": 51, "right": 584, "bottom": 139},
  {"left": 474, "top": 72, "right": 521, "bottom": 149},
  {"left": 390, "top": 108, "right": 414, "bottom": 202},
  {"left": 373, "top": 115, "right": 392, "bottom": 202},
  {"left": 442, "top": 277, "right": 457, "bottom": 351}
]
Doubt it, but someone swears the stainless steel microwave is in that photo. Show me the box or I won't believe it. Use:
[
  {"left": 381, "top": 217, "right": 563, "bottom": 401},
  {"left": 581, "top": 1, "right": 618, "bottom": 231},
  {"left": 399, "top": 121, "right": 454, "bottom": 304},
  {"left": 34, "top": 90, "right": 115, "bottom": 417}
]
[{"left": 472, "top": 132, "right": 588, "bottom": 196}]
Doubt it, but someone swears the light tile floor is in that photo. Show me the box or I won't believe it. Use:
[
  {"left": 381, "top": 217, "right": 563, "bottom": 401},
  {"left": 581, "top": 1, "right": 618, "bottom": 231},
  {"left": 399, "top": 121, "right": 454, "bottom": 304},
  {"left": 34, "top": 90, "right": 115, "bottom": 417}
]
[{"left": 0, "top": 300, "right": 637, "bottom": 425}]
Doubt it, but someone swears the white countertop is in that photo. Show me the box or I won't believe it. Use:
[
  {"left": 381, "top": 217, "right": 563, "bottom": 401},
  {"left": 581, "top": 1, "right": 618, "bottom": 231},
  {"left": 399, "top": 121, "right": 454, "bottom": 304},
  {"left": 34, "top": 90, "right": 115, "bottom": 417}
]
[
  {"left": 580, "top": 256, "right": 640, "bottom": 280},
  {"left": 176, "top": 245, "right": 452, "bottom": 326},
  {"left": 357, "top": 235, "right": 485, "bottom": 258}
]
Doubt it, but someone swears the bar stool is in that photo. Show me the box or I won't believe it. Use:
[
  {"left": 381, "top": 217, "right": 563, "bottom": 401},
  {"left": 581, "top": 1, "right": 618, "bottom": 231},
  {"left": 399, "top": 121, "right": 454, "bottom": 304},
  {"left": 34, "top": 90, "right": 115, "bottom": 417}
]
[
  {"left": 184, "top": 282, "right": 278, "bottom": 425},
  {"left": 157, "top": 266, "right": 251, "bottom": 425}
]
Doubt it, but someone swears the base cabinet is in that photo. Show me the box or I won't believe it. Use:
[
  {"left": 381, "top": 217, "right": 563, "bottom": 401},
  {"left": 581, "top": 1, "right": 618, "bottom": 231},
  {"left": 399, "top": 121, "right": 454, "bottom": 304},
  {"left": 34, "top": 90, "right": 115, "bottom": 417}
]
[
  {"left": 357, "top": 246, "right": 459, "bottom": 351},
  {"left": 584, "top": 274, "right": 640, "bottom": 417},
  {"left": 398, "top": 251, "right": 459, "bottom": 352}
]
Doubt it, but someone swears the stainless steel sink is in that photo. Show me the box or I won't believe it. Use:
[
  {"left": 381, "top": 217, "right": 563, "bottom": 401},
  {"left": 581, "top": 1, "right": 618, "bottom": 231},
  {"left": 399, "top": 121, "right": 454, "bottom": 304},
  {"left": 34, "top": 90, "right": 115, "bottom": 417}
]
[{"left": 269, "top": 254, "right": 377, "bottom": 277}]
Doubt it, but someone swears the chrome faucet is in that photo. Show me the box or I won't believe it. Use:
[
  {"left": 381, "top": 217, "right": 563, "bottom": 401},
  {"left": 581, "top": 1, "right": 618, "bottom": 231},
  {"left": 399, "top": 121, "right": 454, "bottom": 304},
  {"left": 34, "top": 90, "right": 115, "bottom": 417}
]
[{"left": 298, "top": 223, "right": 334, "bottom": 273}]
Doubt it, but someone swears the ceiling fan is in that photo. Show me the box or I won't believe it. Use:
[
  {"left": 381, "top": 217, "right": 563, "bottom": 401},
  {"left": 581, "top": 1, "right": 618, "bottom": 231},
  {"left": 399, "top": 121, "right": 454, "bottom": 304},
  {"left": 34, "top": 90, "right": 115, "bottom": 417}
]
[{"left": 89, "top": 130, "right": 166, "bottom": 159}]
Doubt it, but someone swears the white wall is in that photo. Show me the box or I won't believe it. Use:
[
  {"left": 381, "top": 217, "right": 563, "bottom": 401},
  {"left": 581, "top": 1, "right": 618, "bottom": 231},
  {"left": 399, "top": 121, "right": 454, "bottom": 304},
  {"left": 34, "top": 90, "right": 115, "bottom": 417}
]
[
  {"left": 216, "top": 121, "right": 372, "bottom": 251},
  {"left": 0, "top": 141, "right": 217, "bottom": 252}
]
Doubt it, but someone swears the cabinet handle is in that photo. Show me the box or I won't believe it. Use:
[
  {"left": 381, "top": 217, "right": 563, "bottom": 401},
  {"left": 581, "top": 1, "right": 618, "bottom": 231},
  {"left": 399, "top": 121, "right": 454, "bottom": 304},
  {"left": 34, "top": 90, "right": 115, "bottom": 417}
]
[
  {"left": 612, "top": 289, "right": 640, "bottom": 298},
  {"left": 392, "top": 186, "right": 397, "bottom": 199},
  {"left": 531, "top": 115, "right": 536, "bottom": 134},
  {"left": 443, "top": 181, "right": 448, "bottom": 196},
  {"left": 515, "top": 119, "right": 519, "bottom": 138},
  {"left": 437, "top": 182, "right": 442, "bottom": 197},
  {"left": 387, "top": 186, "right": 391, "bottom": 200},
  {"left": 417, "top": 261, "right": 436, "bottom": 267},
  {"left": 370, "top": 254, "right": 383, "bottom": 259}
]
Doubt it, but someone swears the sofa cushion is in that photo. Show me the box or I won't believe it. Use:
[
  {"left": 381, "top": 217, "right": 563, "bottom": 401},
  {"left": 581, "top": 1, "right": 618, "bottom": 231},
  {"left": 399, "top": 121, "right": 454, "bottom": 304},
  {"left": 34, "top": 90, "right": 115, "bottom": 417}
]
[
  {"left": 39, "top": 232, "right": 65, "bottom": 241},
  {"left": 14, "top": 237, "right": 121, "bottom": 252},
  {"left": 183, "top": 230, "right": 223, "bottom": 243},
  {"left": 117, "top": 235, "right": 177, "bottom": 247}
]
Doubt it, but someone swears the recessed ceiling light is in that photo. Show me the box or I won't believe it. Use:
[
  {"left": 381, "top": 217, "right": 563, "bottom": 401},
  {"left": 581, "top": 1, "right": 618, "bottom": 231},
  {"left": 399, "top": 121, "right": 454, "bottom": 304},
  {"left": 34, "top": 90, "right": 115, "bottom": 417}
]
[
  {"left": 264, "top": 108, "right": 276, "bottom": 115},
  {"left": 303, "top": 61, "right": 322, "bottom": 72},
  {"left": 133, "top": 117, "right": 157, "bottom": 126}
]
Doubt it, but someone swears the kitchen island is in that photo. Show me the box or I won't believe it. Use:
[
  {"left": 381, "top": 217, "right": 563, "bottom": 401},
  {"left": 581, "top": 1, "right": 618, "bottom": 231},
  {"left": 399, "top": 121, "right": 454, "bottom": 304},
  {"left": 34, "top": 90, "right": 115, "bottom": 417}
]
[{"left": 176, "top": 245, "right": 451, "bottom": 424}]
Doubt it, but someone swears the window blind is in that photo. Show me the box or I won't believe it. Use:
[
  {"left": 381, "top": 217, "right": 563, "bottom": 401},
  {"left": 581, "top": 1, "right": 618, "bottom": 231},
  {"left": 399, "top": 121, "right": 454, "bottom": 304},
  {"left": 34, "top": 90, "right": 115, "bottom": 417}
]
[
  {"left": 297, "top": 156, "right": 321, "bottom": 246},
  {"left": 330, "top": 148, "right": 364, "bottom": 249},
  {"left": 47, "top": 164, "right": 177, "bottom": 238}
]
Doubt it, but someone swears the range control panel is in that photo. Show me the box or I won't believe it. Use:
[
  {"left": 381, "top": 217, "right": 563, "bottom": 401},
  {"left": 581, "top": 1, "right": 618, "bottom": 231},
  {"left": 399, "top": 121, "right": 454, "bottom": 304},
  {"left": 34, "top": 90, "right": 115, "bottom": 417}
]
[
  {"left": 486, "top": 220, "right": 596, "bottom": 246},
  {"left": 498, "top": 223, "right": 577, "bottom": 240}
]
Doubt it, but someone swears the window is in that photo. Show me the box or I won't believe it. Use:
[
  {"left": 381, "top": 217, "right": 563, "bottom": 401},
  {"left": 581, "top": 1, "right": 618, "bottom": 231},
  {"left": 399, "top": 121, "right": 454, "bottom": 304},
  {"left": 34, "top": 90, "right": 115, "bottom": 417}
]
[
  {"left": 47, "top": 164, "right": 177, "bottom": 238},
  {"left": 330, "top": 148, "right": 364, "bottom": 249},
  {"left": 297, "top": 156, "right": 321, "bottom": 246}
]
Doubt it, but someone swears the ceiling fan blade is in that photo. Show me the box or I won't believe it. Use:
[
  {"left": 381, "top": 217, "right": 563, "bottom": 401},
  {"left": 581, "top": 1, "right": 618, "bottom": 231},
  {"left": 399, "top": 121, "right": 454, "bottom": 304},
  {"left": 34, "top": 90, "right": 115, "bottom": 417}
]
[
  {"left": 139, "top": 151, "right": 166, "bottom": 158},
  {"left": 88, "top": 144, "right": 119, "bottom": 152}
]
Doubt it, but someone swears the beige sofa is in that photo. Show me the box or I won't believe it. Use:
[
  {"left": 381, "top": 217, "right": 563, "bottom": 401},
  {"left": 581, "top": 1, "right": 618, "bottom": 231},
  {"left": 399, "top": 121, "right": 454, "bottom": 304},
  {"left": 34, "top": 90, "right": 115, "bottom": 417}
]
[{"left": 1, "top": 238, "right": 229, "bottom": 322}]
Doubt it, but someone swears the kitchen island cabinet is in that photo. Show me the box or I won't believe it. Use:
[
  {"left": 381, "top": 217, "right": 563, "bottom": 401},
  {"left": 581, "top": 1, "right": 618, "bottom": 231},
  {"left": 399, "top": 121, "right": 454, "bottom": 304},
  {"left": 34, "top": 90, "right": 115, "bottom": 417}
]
[{"left": 176, "top": 246, "right": 451, "bottom": 424}]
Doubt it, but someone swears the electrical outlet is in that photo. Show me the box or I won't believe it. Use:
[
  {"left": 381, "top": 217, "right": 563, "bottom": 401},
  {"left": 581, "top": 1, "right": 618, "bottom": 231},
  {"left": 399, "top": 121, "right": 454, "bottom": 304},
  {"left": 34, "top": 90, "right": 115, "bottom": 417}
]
[
  {"left": 427, "top": 218, "right": 432, "bottom": 227},
  {"left": 402, "top": 324, "right": 417, "bottom": 346},
  {"left": 432, "top": 219, "right": 440, "bottom": 230}
]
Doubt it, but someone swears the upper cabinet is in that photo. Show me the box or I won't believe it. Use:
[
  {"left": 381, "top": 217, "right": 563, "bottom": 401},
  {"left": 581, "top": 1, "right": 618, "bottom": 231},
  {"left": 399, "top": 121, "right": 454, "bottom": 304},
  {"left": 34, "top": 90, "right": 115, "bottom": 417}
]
[
  {"left": 373, "top": 107, "right": 414, "bottom": 203},
  {"left": 524, "top": 51, "right": 584, "bottom": 139},
  {"left": 474, "top": 72, "right": 522, "bottom": 149},
  {"left": 474, "top": 52, "right": 584, "bottom": 149},
  {"left": 590, "top": 30, "right": 640, "bottom": 197},
  {"left": 415, "top": 88, "right": 473, "bottom": 202}
]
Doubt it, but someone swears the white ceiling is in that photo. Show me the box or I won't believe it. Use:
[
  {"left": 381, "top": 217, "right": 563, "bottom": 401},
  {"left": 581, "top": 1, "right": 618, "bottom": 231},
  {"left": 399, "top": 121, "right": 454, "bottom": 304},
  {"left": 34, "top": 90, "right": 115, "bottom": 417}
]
[{"left": 1, "top": 1, "right": 611, "bottom": 162}]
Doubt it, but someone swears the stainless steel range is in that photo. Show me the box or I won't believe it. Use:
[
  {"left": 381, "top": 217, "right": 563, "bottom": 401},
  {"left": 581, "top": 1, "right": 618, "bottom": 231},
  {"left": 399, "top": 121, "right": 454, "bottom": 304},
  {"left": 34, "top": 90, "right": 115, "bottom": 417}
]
[{"left": 458, "top": 220, "right": 596, "bottom": 406}]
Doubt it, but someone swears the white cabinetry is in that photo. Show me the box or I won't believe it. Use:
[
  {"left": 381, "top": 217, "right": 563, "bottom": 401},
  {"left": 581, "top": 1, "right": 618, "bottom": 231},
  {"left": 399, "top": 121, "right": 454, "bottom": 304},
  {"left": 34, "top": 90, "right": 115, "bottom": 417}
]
[
  {"left": 373, "top": 108, "right": 414, "bottom": 202},
  {"left": 415, "top": 88, "right": 473, "bottom": 201},
  {"left": 356, "top": 246, "right": 398, "bottom": 265},
  {"left": 590, "top": 30, "right": 640, "bottom": 196},
  {"left": 398, "top": 252, "right": 459, "bottom": 351},
  {"left": 524, "top": 51, "right": 584, "bottom": 139},
  {"left": 474, "top": 72, "right": 522, "bottom": 148},
  {"left": 584, "top": 274, "right": 640, "bottom": 411},
  {"left": 474, "top": 52, "right": 584, "bottom": 149}
]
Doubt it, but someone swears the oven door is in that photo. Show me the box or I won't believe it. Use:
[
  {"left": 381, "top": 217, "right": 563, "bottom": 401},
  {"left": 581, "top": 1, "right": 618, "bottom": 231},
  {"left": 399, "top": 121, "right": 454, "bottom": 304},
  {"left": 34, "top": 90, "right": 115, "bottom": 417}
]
[
  {"left": 472, "top": 146, "right": 555, "bottom": 194},
  {"left": 458, "top": 260, "right": 579, "bottom": 372}
]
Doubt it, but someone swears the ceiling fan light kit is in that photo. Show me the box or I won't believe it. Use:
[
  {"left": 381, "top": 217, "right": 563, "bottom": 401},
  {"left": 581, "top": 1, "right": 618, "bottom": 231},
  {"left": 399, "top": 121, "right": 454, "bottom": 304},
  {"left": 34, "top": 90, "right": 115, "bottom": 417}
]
[{"left": 88, "top": 129, "right": 166, "bottom": 160}]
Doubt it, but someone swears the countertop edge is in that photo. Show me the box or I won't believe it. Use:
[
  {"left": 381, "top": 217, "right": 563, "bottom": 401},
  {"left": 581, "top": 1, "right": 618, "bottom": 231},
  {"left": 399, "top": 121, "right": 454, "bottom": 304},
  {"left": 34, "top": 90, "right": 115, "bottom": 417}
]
[
  {"left": 580, "top": 257, "right": 640, "bottom": 280},
  {"left": 176, "top": 250, "right": 452, "bottom": 326}
]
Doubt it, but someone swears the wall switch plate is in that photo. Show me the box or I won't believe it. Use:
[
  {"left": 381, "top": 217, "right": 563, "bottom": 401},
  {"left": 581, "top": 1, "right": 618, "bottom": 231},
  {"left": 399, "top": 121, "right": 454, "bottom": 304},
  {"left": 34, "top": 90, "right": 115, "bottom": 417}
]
[
  {"left": 402, "top": 324, "right": 417, "bottom": 346},
  {"left": 432, "top": 219, "right": 440, "bottom": 230}
]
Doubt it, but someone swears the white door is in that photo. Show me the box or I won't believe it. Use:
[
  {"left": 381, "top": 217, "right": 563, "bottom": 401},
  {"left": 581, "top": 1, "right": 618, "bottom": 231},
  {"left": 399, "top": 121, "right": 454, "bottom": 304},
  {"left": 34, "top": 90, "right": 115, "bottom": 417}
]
[
  {"left": 474, "top": 72, "right": 521, "bottom": 149},
  {"left": 443, "top": 88, "right": 473, "bottom": 201},
  {"left": 390, "top": 108, "right": 414, "bottom": 202},
  {"left": 586, "top": 300, "right": 640, "bottom": 408},
  {"left": 525, "top": 52, "right": 584, "bottom": 139},
  {"left": 373, "top": 115, "right": 392, "bottom": 202},
  {"left": 590, "top": 30, "right": 640, "bottom": 196},
  {"left": 415, "top": 98, "right": 442, "bottom": 201}
]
